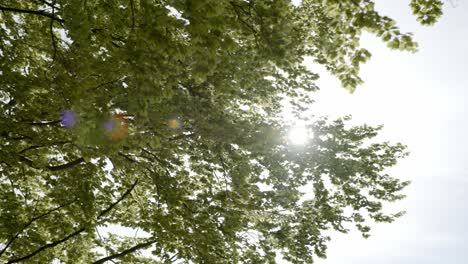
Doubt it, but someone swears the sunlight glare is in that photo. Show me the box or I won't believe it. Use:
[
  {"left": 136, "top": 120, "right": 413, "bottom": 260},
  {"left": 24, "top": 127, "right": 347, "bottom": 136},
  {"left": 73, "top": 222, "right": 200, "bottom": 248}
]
[{"left": 288, "top": 124, "right": 312, "bottom": 145}]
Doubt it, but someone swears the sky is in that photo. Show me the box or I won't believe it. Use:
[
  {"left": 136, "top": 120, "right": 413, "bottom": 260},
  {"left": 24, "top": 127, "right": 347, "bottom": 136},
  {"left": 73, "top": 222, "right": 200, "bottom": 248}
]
[{"left": 291, "top": 0, "right": 468, "bottom": 263}]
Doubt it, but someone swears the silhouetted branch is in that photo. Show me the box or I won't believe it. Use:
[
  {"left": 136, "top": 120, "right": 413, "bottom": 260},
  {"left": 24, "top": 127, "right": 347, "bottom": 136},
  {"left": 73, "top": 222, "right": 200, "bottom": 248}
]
[
  {"left": 168, "top": 252, "right": 179, "bottom": 262},
  {"left": 18, "top": 156, "right": 37, "bottom": 168},
  {"left": 92, "top": 238, "right": 157, "bottom": 264},
  {"left": 6, "top": 180, "right": 139, "bottom": 263},
  {"left": 35, "top": 0, "right": 56, "bottom": 8},
  {"left": 118, "top": 152, "right": 138, "bottom": 163},
  {"left": 87, "top": 78, "right": 124, "bottom": 92},
  {"left": 98, "top": 179, "right": 138, "bottom": 218},
  {"left": 6, "top": 227, "right": 85, "bottom": 263},
  {"left": 0, "top": 5, "right": 64, "bottom": 23},
  {"left": 27, "top": 120, "right": 61, "bottom": 126},
  {"left": 218, "top": 150, "right": 231, "bottom": 197},
  {"left": 46, "top": 157, "right": 85, "bottom": 171},
  {"left": 0, "top": 199, "right": 77, "bottom": 257},
  {"left": 19, "top": 141, "right": 71, "bottom": 154},
  {"left": 129, "top": 0, "right": 135, "bottom": 29},
  {"left": 8, "top": 134, "right": 33, "bottom": 140},
  {"left": 48, "top": 0, "right": 57, "bottom": 67},
  {"left": 141, "top": 148, "right": 164, "bottom": 163},
  {"left": 230, "top": 1, "right": 258, "bottom": 34}
]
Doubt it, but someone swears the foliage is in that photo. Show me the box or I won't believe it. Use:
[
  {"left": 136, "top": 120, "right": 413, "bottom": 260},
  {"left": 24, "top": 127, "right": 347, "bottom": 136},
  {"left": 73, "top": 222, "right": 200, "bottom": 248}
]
[{"left": 0, "top": 0, "right": 441, "bottom": 263}]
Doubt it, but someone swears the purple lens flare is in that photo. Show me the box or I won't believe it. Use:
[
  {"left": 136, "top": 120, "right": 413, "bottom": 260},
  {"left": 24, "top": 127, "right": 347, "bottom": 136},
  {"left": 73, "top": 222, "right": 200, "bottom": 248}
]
[{"left": 60, "top": 110, "right": 76, "bottom": 128}]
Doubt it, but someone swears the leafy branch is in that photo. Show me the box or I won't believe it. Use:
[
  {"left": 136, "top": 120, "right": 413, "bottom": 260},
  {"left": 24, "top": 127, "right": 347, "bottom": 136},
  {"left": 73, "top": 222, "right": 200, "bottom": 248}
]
[
  {"left": 98, "top": 179, "right": 138, "bottom": 218},
  {"left": 19, "top": 156, "right": 85, "bottom": 171},
  {"left": 35, "top": 0, "right": 56, "bottom": 9},
  {"left": 6, "top": 227, "right": 85, "bottom": 263},
  {"left": 229, "top": 1, "right": 258, "bottom": 34},
  {"left": 129, "top": 0, "right": 135, "bottom": 30},
  {"left": 19, "top": 141, "right": 71, "bottom": 154},
  {"left": 0, "top": 199, "right": 77, "bottom": 257},
  {"left": 47, "top": 157, "right": 85, "bottom": 171},
  {"left": 27, "top": 120, "right": 61, "bottom": 126},
  {"left": 0, "top": 5, "right": 64, "bottom": 23},
  {"left": 5, "top": 180, "right": 139, "bottom": 263},
  {"left": 48, "top": 0, "right": 58, "bottom": 67},
  {"left": 92, "top": 238, "right": 157, "bottom": 264}
]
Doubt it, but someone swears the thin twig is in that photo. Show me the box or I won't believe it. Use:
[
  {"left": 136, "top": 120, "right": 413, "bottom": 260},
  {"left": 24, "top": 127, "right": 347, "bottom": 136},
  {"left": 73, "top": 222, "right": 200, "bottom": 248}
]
[
  {"left": 48, "top": 0, "right": 57, "bottom": 68},
  {"left": 35, "top": 0, "right": 56, "bottom": 8},
  {"left": 230, "top": 1, "right": 258, "bottom": 34},
  {"left": 95, "top": 227, "right": 116, "bottom": 263},
  {"left": 218, "top": 151, "right": 232, "bottom": 199},
  {"left": 129, "top": 0, "right": 135, "bottom": 29},
  {"left": 86, "top": 77, "right": 124, "bottom": 92},
  {"left": 118, "top": 152, "right": 137, "bottom": 163}
]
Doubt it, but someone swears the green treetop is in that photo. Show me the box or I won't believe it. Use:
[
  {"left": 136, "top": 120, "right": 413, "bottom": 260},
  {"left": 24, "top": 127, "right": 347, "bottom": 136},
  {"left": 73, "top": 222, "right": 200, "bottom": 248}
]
[{"left": 0, "top": 0, "right": 442, "bottom": 263}]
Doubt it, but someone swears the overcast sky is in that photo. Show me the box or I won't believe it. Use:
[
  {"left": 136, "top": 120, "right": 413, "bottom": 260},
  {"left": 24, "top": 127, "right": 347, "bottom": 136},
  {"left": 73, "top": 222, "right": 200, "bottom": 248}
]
[{"left": 296, "top": 0, "right": 468, "bottom": 263}]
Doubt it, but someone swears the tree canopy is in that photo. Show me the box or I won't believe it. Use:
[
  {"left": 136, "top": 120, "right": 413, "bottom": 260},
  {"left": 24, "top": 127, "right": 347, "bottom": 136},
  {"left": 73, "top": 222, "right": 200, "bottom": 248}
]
[{"left": 0, "top": 0, "right": 442, "bottom": 263}]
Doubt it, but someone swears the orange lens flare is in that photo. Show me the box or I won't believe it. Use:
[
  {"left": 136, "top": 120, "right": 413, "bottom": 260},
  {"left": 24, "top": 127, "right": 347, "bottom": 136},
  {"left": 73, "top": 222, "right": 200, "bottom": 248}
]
[
  {"left": 104, "top": 114, "right": 128, "bottom": 141},
  {"left": 167, "top": 118, "right": 181, "bottom": 129}
]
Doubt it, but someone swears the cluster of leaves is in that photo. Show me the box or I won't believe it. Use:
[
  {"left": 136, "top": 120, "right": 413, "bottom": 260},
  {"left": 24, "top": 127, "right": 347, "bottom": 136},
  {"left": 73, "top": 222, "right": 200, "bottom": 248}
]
[{"left": 0, "top": 0, "right": 441, "bottom": 263}]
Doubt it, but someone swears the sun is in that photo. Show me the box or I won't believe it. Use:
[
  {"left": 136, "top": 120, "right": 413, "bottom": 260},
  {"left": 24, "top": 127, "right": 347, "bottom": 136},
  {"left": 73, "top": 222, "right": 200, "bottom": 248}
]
[{"left": 288, "top": 124, "right": 312, "bottom": 145}]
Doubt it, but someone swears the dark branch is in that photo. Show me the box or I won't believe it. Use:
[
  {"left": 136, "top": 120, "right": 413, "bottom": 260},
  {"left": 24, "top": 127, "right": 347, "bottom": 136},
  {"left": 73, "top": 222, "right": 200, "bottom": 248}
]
[
  {"left": 168, "top": 252, "right": 179, "bottom": 262},
  {"left": 0, "top": 5, "right": 64, "bottom": 23},
  {"left": 19, "top": 156, "right": 84, "bottom": 171},
  {"left": 141, "top": 148, "right": 164, "bottom": 163},
  {"left": 229, "top": 1, "right": 258, "bottom": 34},
  {"left": 92, "top": 239, "right": 157, "bottom": 264},
  {"left": 98, "top": 179, "right": 138, "bottom": 218},
  {"left": 111, "top": 41, "right": 121, "bottom": 48},
  {"left": 0, "top": 199, "right": 77, "bottom": 257},
  {"left": 6, "top": 180, "right": 139, "bottom": 263},
  {"left": 35, "top": 0, "right": 56, "bottom": 8},
  {"left": 19, "top": 141, "right": 71, "bottom": 154},
  {"left": 48, "top": 0, "right": 57, "bottom": 67},
  {"left": 118, "top": 152, "right": 138, "bottom": 163},
  {"left": 86, "top": 78, "right": 123, "bottom": 92},
  {"left": 9, "top": 134, "right": 33, "bottom": 140},
  {"left": 19, "top": 155, "right": 38, "bottom": 169},
  {"left": 218, "top": 152, "right": 232, "bottom": 199},
  {"left": 28, "top": 120, "right": 61, "bottom": 126},
  {"left": 129, "top": 0, "right": 135, "bottom": 29},
  {"left": 46, "top": 157, "right": 85, "bottom": 171},
  {"left": 6, "top": 227, "right": 85, "bottom": 264},
  {"left": 19, "top": 145, "right": 43, "bottom": 154}
]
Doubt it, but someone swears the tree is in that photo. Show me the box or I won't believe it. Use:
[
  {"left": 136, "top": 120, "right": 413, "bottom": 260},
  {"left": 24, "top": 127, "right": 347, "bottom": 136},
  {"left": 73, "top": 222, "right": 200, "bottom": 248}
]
[{"left": 0, "top": 0, "right": 442, "bottom": 263}]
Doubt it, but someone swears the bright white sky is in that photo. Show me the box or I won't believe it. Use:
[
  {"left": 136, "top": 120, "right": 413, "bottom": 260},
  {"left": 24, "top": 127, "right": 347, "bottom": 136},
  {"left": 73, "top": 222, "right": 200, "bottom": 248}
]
[{"left": 288, "top": 0, "right": 468, "bottom": 263}]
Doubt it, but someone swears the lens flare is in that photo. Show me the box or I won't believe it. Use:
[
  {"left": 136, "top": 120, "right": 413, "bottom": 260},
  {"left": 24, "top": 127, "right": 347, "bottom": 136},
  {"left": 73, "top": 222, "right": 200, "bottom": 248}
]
[
  {"left": 104, "top": 114, "right": 128, "bottom": 141},
  {"left": 103, "top": 120, "right": 116, "bottom": 131},
  {"left": 60, "top": 110, "right": 76, "bottom": 128},
  {"left": 167, "top": 115, "right": 182, "bottom": 130}
]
